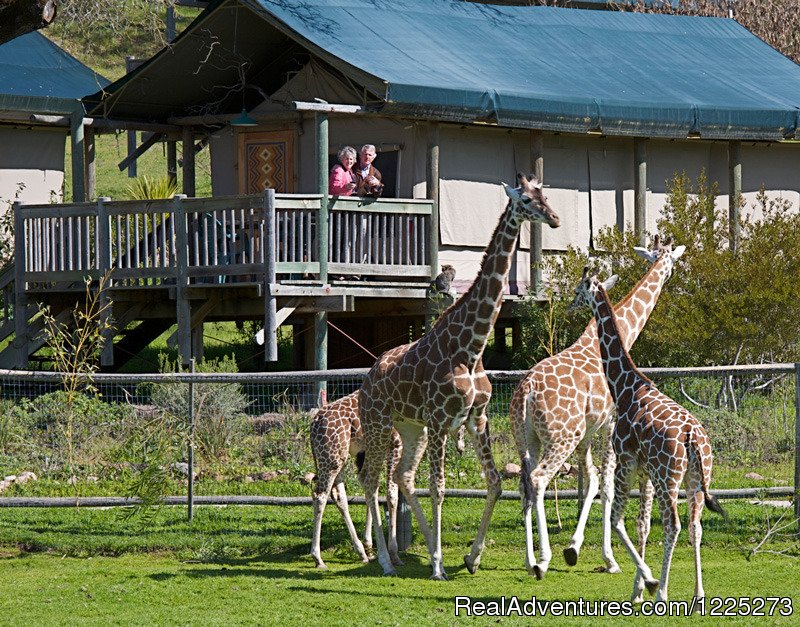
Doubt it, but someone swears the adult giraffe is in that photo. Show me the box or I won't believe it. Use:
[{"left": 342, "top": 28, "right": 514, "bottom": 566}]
[
  {"left": 359, "top": 175, "right": 560, "bottom": 579},
  {"left": 510, "top": 235, "right": 685, "bottom": 579},
  {"left": 573, "top": 269, "right": 725, "bottom": 603}
]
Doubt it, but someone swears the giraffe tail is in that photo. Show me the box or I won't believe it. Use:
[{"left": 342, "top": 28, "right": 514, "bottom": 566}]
[{"left": 688, "top": 425, "right": 727, "bottom": 519}]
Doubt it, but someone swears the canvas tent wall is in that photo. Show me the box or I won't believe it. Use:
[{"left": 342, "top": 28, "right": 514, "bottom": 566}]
[
  {"left": 0, "top": 31, "right": 107, "bottom": 206},
  {"left": 85, "top": 0, "right": 800, "bottom": 295}
]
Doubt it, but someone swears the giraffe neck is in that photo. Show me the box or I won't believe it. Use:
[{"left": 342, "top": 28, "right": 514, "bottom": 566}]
[
  {"left": 580, "top": 255, "right": 672, "bottom": 352},
  {"left": 590, "top": 284, "right": 652, "bottom": 405},
  {"left": 436, "top": 201, "right": 522, "bottom": 363}
]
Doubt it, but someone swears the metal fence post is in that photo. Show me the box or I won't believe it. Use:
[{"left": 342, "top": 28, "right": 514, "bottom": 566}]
[
  {"left": 188, "top": 358, "right": 196, "bottom": 522},
  {"left": 794, "top": 363, "right": 800, "bottom": 533},
  {"left": 396, "top": 492, "right": 412, "bottom": 552}
]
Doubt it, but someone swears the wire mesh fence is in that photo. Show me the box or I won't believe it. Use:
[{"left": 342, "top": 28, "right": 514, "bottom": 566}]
[{"left": 0, "top": 364, "right": 796, "bottom": 504}]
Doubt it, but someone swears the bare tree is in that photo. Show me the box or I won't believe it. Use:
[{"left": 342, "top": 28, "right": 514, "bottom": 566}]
[{"left": 0, "top": 0, "right": 57, "bottom": 44}]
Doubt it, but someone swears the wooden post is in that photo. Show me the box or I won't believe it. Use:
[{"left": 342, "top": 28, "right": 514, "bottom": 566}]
[
  {"left": 530, "top": 130, "right": 544, "bottom": 298},
  {"left": 264, "top": 189, "right": 278, "bottom": 362},
  {"left": 634, "top": 138, "right": 647, "bottom": 247},
  {"left": 187, "top": 358, "right": 195, "bottom": 522},
  {"left": 12, "top": 201, "right": 28, "bottom": 368},
  {"left": 97, "top": 197, "right": 114, "bottom": 367},
  {"left": 70, "top": 107, "right": 86, "bottom": 202},
  {"left": 729, "top": 140, "right": 742, "bottom": 254},
  {"left": 85, "top": 126, "right": 96, "bottom": 201},
  {"left": 167, "top": 140, "right": 178, "bottom": 186},
  {"left": 426, "top": 122, "right": 440, "bottom": 281},
  {"left": 315, "top": 113, "right": 328, "bottom": 401},
  {"left": 173, "top": 194, "right": 192, "bottom": 366},
  {"left": 125, "top": 56, "right": 138, "bottom": 179},
  {"left": 182, "top": 126, "right": 196, "bottom": 197}
]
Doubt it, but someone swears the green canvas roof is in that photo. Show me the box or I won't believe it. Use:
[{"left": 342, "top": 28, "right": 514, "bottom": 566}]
[
  {"left": 0, "top": 32, "right": 107, "bottom": 115},
  {"left": 85, "top": 0, "right": 800, "bottom": 140}
]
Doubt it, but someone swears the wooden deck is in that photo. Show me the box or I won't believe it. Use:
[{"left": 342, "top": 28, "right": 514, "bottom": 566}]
[{"left": 1, "top": 191, "right": 436, "bottom": 368}]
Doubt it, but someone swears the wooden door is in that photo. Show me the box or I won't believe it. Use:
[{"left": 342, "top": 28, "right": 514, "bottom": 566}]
[{"left": 237, "top": 130, "right": 295, "bottom": 193}]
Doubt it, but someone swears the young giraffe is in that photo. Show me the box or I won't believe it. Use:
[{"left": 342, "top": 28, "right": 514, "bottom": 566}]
[
  {"left": 310, "top": 390, "right": 403, "bottom": 569},
  {"left": 359, "top": 175, "right": 561, "bottom": 579},
  {"left": 509, "top": 235, "right": 684, "bottom": 579},
  {"left": 574, "top": 269, "right": 726, "bottom": 603},
  {"left": 310, "top": 390, "right": 467, "bottom": 569}
]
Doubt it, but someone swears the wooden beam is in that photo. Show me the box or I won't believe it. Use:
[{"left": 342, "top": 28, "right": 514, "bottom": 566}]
[
  {"left": 728, "top": 140, "right": 742, "bottom": 253},
  {"left": 70, "top": 107, "right": 86, "bottom": 202},
  {"left": 182, "top": 127, "right": 195, "bottom": 197},
  {"left": 426, "top": 122, "right": 440, "bottom": 280},
  {"left": 634, "top": 138, "right": 648, "bottom": 247},
  {"left": 530, "top": 130, "right": 544, "bottom": 298},
  {"left": 84, "top": 126, "right": 96, "bottom": 201},
  {"left": 263, "top": 189, "right": 278, "bottom": 362},
  {"left": 293, "top": 101, "right": 362, "bottom": 114},
  {"left": 118, "top": 131, "right": 165, "bottom": 172}
]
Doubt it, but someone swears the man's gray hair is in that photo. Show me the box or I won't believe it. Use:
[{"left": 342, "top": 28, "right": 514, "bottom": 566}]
[{"left": 360, "top": 144, "right": 377, "bottom": 154}]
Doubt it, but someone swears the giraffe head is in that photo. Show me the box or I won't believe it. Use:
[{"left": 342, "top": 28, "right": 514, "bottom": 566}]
[
  {"left": 633, "top": 234, "right": 686, "bottom": 279},
  {"left": 569, "top": 265, "right": 618, "bottom": 312},
  {"left": 502, "top": 174, "right": 560, "bottom": 228}
]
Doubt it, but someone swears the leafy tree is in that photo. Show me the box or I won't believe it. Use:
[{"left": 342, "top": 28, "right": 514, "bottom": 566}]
[{"left": 517, "top": 171, "right": 800, "bottom": 369}]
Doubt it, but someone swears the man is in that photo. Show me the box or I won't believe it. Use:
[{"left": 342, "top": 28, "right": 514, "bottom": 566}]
[{"left": 354, "top": 144, "right": 384, "bottom": 196}]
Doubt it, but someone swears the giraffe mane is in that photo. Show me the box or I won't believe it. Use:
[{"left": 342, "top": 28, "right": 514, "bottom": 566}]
[{"left": 596, "top": 282, "right": 656, "bottom": 388}]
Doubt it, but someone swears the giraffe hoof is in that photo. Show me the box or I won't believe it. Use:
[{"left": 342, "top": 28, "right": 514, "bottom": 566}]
[
  {"left": 315, "top": 562, "right": 328, "bottom": 570},
  {"left": 382, "top": 568, "right": 398, "bottom": 577},
  {"left": 532, "top": 564, "right": 546, "bottom": 580},
  {"left": 605, "top": 563, "right": 622, "bottom": 574},
  {"left": 563, "top": 546, "right": 579, "bottom": 567},
  {"left": 390, "top": 555, "right": 404, "bottom": 567},
  {"left": 430, "top": 573, "right": 449, "bottom": 581},
  {"left": 463, "top": 555, "right": 477, "bottom": 575},
  {"left": 645, "top": 579, "right": 659, "bottom": 595}
]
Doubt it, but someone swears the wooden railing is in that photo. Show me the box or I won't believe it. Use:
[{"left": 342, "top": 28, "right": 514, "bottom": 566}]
[{"left": 13, "top": 193, "right": 435, "bottom": 288}]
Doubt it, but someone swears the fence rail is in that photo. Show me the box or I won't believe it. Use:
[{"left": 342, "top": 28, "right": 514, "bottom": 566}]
[{"left": 0, "top": 364, "right": 798, "bottom": 533}]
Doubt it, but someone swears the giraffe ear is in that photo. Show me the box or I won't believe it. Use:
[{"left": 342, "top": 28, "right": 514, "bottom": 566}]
[
  {"left": 502, "top": 182, "right": 521, "bottom": 200},
  {"left": 602, "top": 275, "right": 619, "bottom": 291},
  {"left": 671, "top": 245, "right": 686, "bottom": 260},
  {"left": 633, "top": 246, "right": 658, "bottom": 263}
]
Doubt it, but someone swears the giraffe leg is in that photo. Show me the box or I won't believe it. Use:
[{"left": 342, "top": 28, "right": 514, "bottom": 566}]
[
  {"left": 386, "top": 429, "right": 404, "bottom": 567},
  {"left": 519, "top": 433, "right": 540, "bottom": 578},
  {"left": 598, "top": 424, "right": 621, "bottom": 574},
  {"left": 564, "top": 441, "right": 601, "bottom": 567},
  {"left": 311, "top": 471, "right": 338, "bottom": 569},
  {"left": 529, "top": 442, "right": 576, "bottom": 579},
  {"left": 393, "top": 422, "right": 436, "bottom": 572},
  {"left": 629, "top": 474, "right": 654, "bottom": 599},
  {"left": 610, "top": 460, "right": 658, "bottom": 601},
  {"left": 636, "top": 475, "right": 654, "bottom": 560},
  {"left": 427, "top": 427, "right": 449, "bottom": 580},
  {"left": 361, "top": 423, "right": 397, "bottom": 576},
  {"left": 464, "top": 414, "right": 502, "bottom": 574},
  {"left": 654, "top": 484, "right": 682, "bottom": 603},
  {"left": 363, "top": 501, "right": 373, "bottom": 554},
  {"left": 687, "top": 479, "right": 705, "bottom": 602},
  {"left": 331, "top": 476, "right": 370, "bottom": 563}
]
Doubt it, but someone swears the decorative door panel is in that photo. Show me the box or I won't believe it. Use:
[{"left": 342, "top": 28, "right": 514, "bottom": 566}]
[{"left": 238, "top": 130, "right": 295, "bottom": 193}]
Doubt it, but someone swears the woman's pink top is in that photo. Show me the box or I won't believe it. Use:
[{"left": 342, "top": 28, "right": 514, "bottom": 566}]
[{"left": 329, "top": 164, "right": 355, "bottom": 196}]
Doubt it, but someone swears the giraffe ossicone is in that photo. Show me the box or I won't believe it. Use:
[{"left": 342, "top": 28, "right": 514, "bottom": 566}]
[
  {"left": 510, "top": 234, "right": 684, "bottom": 580},
  {"left": 576, "top": 269, "right": 725, "bottom": 604},
  {"left": 358, "top": 175, "right": 559, "bottom": 580}
]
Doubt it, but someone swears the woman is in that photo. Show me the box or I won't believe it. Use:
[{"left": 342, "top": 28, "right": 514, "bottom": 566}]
[{"left": 329, "top": 146, "right": 357, "bottom": 196}]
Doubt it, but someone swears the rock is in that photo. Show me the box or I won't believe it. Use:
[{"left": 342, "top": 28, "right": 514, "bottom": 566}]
[
  {"left": 745, "top": 472, "right": 766, "bottom": 481},
  {"left": 0, "top": 480, "right": 11, "bottom": 493},
  {"left": 258, "top": 471, "right": 279, "bottom": 482},
  {"left": 502, "top": 463, "right": 521, "bottom": 479},
  {"left": 243, "top": 475, "right": 255, "bottom": 483},
  {"left": 301, "top": 472, "right": 316, "bottom": 485},
  {"left": 249, "top": 413, "right": 286, "bottom": 435},
  {"left": 3, "top": 475, "right": 16, "bottom": 483},
  {"left": 86, "top": 476, "right": 99, "bottom": 483},
  {"left": 16, "top": 471, "right": 37, "bottom": 484},
  {"left": 171, "top": 463, "right": 198, "bottom": 480}
]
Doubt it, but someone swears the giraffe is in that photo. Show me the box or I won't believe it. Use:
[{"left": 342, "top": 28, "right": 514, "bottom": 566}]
[
  {"left": 358, "top": 174, "right": 560, "bottom": 579},
  {"left": 573, "top": 268, "right": 726, "bottom": 603},
  {"left": 310, "top": 390, "right": 403, "bottom": 569},
  {"left": 509, "top": 235, "right": 685, "bottom": 579}
]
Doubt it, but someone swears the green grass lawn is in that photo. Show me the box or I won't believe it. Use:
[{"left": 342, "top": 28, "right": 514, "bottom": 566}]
[{"left": 0, "top": 498, "right": 798, "bottom": 624}]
